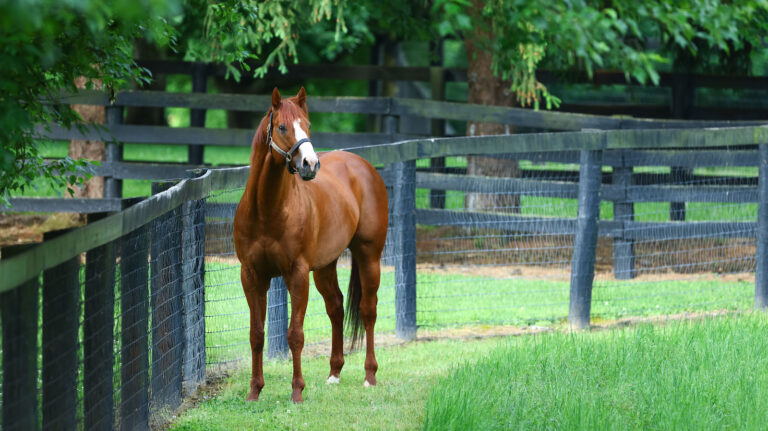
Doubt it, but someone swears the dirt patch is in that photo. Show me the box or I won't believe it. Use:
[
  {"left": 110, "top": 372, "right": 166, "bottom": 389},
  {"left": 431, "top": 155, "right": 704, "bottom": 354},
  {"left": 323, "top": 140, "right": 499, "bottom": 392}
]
[
  {"left": 155, "top": 373, "right": 231, "bottom": 431},
  {"left": 416, "top": 226, "right": 756, "bottom": 275},
  {"left": 416, "top": 262, "right": 755, "bottom": 284},
  {"left": 207, "top": 255, "right": 754, "bottom": 284},
  {"left": 0, "top": 213, "right": 83, "bottom": 248}
]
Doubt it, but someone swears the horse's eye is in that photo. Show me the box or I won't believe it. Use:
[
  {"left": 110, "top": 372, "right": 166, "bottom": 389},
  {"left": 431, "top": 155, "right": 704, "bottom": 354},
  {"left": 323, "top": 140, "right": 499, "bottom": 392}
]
[{"left": 278, "top": 124, "right": 287, "bottom": 133}]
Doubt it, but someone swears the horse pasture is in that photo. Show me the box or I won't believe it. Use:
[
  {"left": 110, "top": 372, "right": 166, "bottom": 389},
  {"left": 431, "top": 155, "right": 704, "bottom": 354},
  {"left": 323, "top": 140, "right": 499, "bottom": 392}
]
[{"left": 170, "top": 313, "right": 767, "bottom": 430}]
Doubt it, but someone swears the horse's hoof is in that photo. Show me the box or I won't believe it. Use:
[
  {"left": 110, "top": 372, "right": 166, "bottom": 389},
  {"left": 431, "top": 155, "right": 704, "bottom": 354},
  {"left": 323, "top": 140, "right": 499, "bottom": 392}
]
[
  {"left": 363, "top": 380, "right": 375, "bottom": 388},
  {"left": 246, "top": 392, "right": 260, "bottom": 402},
  {"left": 326, "top": 375, "right": 340, "bottom": 384},
  {"left": 291, "top": 393, "right": 304, "bottom": 403}
]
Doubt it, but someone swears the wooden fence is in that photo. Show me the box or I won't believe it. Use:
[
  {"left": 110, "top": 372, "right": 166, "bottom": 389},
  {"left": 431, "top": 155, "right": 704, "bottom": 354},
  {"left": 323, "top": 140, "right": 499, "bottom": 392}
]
[
  {"left": 15, "top": 89, "right": 764, "bottom": 202},
  {"left": 136, "top": 59, "right": 768, "bottom": 120},
  {"left": 10, "top": 91, "right": 768, "bottom": 279},
  {"left": 2, "top": 121, "right": 768, "bottom": 428}
]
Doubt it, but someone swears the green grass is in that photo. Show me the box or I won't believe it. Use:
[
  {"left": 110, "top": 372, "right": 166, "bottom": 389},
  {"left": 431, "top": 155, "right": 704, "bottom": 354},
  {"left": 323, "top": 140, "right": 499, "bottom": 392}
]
[
  {"left": 203, "top": 259, "right": 753, "bottom": 365},
  {"left": 173, "top": 314, "right": 768, "bottom": 431},
  {"left": 423, "top": 313, "right": 768, "bottom": 431},
  {"left": 172, "top": 335, "right": 507, "bottom": 431}
]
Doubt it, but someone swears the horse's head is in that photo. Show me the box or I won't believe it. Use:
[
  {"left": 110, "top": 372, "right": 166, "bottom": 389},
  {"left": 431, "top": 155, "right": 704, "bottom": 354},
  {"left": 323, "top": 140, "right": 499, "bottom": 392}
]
[{"left": 267, "top": 87, "right": 320, "bottom": 181}]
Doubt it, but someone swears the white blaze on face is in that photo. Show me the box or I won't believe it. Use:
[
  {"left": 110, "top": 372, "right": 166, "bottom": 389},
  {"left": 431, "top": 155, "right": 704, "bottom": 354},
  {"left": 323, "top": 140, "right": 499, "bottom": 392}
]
[{"left": 293, "top": 118, "right": 318, "bottom": 167}]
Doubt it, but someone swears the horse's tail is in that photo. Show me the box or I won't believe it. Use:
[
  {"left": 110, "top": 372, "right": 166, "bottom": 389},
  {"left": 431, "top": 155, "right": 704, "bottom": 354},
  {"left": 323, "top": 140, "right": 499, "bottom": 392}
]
[{"left": 345, "top": 257, "right": 364, "bottom": 350}]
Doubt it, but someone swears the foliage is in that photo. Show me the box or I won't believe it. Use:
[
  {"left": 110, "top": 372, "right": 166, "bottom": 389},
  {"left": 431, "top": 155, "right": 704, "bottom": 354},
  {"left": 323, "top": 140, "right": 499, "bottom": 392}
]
[
  {"left": 178, "top": 0, "right": 371, "bottom": 80},
  {"left": 6, "top": 1, "right": 768, "bottom": 202},
  {"left": 0, "top": 0, "right": 180, "bottom": 205},
  {"left": 433, "top": 0, "right": 768, "bottom": 108},
  {"left": 186, "top": 1, "right": 768, "bottom": 109}
]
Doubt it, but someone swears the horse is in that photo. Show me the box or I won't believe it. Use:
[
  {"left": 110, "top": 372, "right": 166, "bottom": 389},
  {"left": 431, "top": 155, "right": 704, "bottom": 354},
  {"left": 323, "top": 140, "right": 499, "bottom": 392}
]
[{"left": 233, "top": 87, "right": 389, "bottom": 403}]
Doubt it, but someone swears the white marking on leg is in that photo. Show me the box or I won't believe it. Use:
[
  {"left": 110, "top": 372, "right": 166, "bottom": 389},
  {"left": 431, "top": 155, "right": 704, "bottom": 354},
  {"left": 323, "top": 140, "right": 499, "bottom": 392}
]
[
  {"left": 363, "top": 380, "right": 372, "bottom": 388},
  {"left": 326, "top": 376, "right": 340, "bottom": 384}
]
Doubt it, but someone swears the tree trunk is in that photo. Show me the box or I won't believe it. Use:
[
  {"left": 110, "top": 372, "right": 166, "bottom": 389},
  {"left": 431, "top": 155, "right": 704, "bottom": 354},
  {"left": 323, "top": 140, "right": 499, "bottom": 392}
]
[
  {"left": 69, "top": 76, "right": 105, "bottom": 199},
  {"left": 464, "top": 0, "right": 521, "bottom": 213}
]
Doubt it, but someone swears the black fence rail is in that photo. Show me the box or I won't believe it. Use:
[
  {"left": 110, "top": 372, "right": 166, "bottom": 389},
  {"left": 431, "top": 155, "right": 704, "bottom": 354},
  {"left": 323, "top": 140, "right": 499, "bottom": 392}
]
[
  {"left": 7, "top": 89, "right": 763, "bottom": 212},
  {"left": 3, "top": 117, "right": 768, "bottom": 429},
  {"left": 135, "top": 59, "right": 768, "bottom": 120}
]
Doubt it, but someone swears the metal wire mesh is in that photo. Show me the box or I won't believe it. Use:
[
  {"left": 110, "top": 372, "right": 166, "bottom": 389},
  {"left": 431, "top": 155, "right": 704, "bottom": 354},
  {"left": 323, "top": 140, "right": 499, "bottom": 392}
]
[
  {"left": 0, "top": 143, "right": 761, "bottom": 429},
  {"left": 0, "top": 195, "right": 207, "bottom": 430},
  {"left": 202, "top": 184, "right": 398, "bottom": 369},
  {"left": 415, "top": 155, "right": 577, "bottom": 328},
  {"left": 593, "top": 149, "right": 756, "bottom": 320},
  {"left": 412, "top": 149, "right": 756, "bottom": 330}
]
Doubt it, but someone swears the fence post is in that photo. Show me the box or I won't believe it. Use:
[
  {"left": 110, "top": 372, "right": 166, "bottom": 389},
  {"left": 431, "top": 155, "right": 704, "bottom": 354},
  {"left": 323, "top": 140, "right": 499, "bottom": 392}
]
[
  {"left": 105, "top": 105, "right": 124, "bottom": 199},
  {"left": 429, "top": 64, "right": 446, "bottom": 209},
  {"left": 569, "top": 148, "right": 604, "bottom": 329},
  {"left": 670, "top": 166, "right": 692, "bottom": 221},
  {"left": 84, "top": 212, "right": 117, "bottom": 431},
  {"left": 267, "top": 277, "right": 290, "bottom": 359},
  {"left": 612, "top": 151, "right": 635, "bottom": 279},
  {"left": 188, "top": 62, "right": 207, "bottom": 165},
  {"left": 41, "top": 229, "right": 79, "bottom": 431},
  {"left": 670, "top": 73, "right": 694, "bottom": 221},
  {"left": 388, "top": 111, "right": 416, "bottom": 339},
  {"left": 181, "top": 197, "right": 206, "bottom": 394},
  {"left": 120, "top": 222, "right": 150, "bottom": 431},
  {"left": 0, "top": 243, "right": 39, "bottom": 431},
  {"left": 149, "top": 181, "right": 184, "bottom": 417},
  {"left": 756, "top": 144, "right": 768, "bottom": 308}
]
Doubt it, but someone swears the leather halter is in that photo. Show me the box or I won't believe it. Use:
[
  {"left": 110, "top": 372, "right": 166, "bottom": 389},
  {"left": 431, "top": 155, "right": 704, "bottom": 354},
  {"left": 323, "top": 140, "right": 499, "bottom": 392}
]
[{"left": 266, "top": 110, "right": 311, "bottom": 175}]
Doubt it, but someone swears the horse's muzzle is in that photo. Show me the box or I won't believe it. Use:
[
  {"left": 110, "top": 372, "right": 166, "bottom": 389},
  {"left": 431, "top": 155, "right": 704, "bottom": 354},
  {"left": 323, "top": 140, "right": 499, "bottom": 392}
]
[{"left": 298, "top": 160, "right": 320, "bottom": 181}]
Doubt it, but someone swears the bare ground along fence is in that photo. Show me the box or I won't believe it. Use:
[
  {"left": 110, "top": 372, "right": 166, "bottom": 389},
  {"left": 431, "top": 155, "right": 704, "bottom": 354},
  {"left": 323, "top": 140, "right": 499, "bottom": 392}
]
[{"left": 3, "top": 93, "right": 768, "bottom": 429}]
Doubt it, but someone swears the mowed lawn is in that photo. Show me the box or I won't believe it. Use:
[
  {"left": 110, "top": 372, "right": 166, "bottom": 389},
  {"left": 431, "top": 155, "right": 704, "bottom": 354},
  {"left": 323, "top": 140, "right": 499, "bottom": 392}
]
[
  {"left": 171, "top": 336, "right": 506, "bottom": 431},
  {"left": 203, "top": 260, "right": 754, "bottom": 365},
  {"left": 171, "top": 313, "right": 768, "bottom": 430}
]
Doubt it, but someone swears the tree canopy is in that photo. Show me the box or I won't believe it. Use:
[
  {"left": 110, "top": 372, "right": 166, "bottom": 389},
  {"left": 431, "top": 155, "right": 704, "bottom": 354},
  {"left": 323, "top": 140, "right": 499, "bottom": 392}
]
[
  {"left": 2, "top": 0, "right": 768, "bottom": 204},
  {"left": 0, "top": 0, "right": 180, "bottom": 205}
]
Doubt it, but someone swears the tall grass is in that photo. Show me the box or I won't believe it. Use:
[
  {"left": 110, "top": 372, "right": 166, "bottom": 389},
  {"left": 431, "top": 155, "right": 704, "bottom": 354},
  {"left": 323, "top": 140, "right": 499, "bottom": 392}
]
[{"left": 423, "top": 313, "right": 768, "bottom": 430}]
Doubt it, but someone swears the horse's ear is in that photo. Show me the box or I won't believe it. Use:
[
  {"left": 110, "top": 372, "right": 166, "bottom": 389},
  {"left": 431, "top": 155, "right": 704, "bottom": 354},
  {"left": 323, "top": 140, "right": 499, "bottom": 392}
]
[
  {"left": 296, "top": 87, "right": 307, "bottom": 111},
  {"left": 271, "top": 87, "right": 281, "bottom": 109}
]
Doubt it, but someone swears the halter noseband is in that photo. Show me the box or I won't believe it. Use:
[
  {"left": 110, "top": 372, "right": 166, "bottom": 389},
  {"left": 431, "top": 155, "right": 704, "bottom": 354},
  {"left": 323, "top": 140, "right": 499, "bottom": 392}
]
[{"left": 266, "top": 110, "right": 312, "bottom": 175}]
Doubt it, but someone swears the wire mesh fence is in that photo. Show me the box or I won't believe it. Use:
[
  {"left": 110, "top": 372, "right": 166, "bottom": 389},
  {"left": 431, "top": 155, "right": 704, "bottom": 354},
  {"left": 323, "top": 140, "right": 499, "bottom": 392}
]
[
  {"left": 593, "top": 149, "right": 757, "bottom": 320},
  {"left": 411, "top": 148, "right": 757, "bottom": 330},
  {"left": 200, "top": 146, "right": 760, "bottom": 371},
  {"left": 202, "top": 183, "right": 400, "bottom": 369},
  {"left": 0, "top": 194, "right": 207, "bottom": 430},
  {"left": 1, "top": 132, "right": 766, "bottom": 430}
]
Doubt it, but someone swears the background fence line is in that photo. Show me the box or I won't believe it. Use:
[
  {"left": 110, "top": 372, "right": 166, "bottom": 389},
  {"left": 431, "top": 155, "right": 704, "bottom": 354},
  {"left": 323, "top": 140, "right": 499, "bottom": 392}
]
[{"left": 14, "top": 90, "right": 762, "bottom": 199}]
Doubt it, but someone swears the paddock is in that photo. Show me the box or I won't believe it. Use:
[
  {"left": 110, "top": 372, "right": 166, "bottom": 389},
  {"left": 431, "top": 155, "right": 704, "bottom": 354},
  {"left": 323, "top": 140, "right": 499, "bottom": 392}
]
[{"left": 1, "top": 87, "right": 768, "bottom": 429}]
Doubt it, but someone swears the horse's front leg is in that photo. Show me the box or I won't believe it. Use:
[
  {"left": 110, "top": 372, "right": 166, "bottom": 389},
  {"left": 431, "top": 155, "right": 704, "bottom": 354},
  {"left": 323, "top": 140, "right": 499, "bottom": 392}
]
[
  {"left": 241, "top": 266, "right": 269, "bottom": 401},
  {"left": 284, "top": 265, "right": 310, "bottom": 403}
]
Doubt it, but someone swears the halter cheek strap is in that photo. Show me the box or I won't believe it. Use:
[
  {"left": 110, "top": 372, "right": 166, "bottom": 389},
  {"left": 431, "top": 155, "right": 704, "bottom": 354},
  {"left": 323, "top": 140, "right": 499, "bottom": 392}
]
[{"left": 266, "top": 110, "right": 312, "bottom": 175}]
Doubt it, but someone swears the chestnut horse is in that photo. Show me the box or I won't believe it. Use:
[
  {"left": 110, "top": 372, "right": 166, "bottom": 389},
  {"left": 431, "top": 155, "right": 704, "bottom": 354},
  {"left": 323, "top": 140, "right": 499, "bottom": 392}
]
[{"left": 233, "top": 87, "right": 388, "bottom": 403}]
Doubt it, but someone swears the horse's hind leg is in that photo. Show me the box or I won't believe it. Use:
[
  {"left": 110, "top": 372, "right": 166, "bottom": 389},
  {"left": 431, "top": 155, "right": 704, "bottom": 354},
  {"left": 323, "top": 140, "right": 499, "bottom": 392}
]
[
  {"left": 284, "top": 265, "right": 311, "bottom": 403},
  {"left": 241, "top": 266, "right": 269, "bottom": 401},
  {"left": 313, "top": 260, "right": 345, "bottom": 383},
  {"left": 352, "top": 246, "right": 382, "bottom": 387}
]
